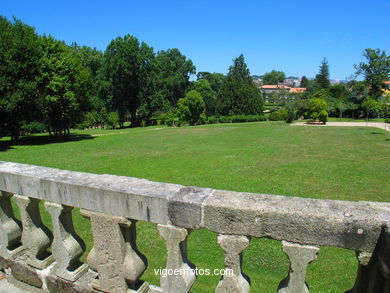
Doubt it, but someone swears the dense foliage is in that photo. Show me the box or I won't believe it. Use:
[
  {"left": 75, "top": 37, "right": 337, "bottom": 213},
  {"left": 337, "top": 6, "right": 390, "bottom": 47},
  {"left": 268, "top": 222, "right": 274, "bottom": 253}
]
[
  {"left": 217, "top": 54, "right": 263, "bottom": 115},
  {"left": 1, "top": 16, "right": 390, "bottom": 139}
]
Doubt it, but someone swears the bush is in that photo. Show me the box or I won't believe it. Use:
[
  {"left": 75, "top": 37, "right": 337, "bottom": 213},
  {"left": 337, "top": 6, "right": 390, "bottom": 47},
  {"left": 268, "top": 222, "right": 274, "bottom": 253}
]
[
  {"left": 285, "top": 109, "right": 296, "bottom": 123},
  {"left": 165, "top": 110, "right": 179, "bottom": 126},
  {"left": 207, "top": 115, "right": 266, "bottom": 124},
  {"left": 318, "top": 110, "right": 328, "bottom": 124},
  {"left": 107, "top": 112, "right": 119, "bottom": 129},
  {"left": 177, "top": 90, "right": 206, "bottom": 125},
  {"left": 384, "top": 118, "right": 390, "bottom": 124},
  {"left": 207, "top": 116, "right": 219, "bottom": 124},
  {"left": 218, "top": 116, "right": 232, "bottom": 123},
  {"left": 268, "top": 109, "right": 288, "bottom": 121}
]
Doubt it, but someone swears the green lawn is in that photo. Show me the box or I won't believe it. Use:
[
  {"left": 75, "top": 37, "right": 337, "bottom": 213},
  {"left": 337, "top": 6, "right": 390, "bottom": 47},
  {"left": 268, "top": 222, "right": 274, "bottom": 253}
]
[{"left": 1, "top": 122, "right": 389, "bottom": 292}]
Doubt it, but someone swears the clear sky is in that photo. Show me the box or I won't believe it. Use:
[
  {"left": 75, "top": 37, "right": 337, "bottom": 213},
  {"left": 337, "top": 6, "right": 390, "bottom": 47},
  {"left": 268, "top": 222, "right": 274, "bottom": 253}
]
[{"left": 2, "top": 0, "right": 390, "bottom": 80}]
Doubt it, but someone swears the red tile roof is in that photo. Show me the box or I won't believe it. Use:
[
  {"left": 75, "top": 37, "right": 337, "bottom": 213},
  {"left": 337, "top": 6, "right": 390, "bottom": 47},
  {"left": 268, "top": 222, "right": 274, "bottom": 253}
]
[
  {"left": 261, "top": 85, "right": 291, "bottom": 89},
  {"left": 384, "top": 81, "right": 390, "bottom": 85},
  {"left": 289, "top": 88, "right": 307, "bottom": 93}
]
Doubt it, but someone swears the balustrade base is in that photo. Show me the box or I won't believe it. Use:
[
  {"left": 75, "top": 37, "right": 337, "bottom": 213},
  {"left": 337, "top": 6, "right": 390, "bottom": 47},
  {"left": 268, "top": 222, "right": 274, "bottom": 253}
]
[
  {"left": 2, "top": 245, "right": 25, "bottom": 261},
  {"left": 28, "top": 254, "right": 54, "bottom": 270},
  {"left": 92, "top": 278, "right": 149, "bottom": 293},
  {"left": 55, "top": 263, "right": 89, "bottom": 282}
]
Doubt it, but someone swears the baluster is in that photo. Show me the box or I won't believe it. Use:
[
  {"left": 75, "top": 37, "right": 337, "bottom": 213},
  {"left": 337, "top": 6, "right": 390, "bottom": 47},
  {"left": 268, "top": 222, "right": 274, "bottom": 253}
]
[
  {"left": 278, "top": 241, "right": 319, "bottom": 293},
  {"left": 44, "top": 202, "right": 88, "bottom": 281},
  {"left": 215, "top": 234, "right": 250, "bottom": 293},
  {"left": 80, "top": 209, "right": 148, "bottom": 293},
  {"left": 13, "top": 195, "right": 54, "bottom": 269},
  {"left": 346, "top": 252, "right": 375, "bottom": 293},
  {"left": 0, "top": 191, "right": 24, "bottom": 259},
  {"left": 157, "top": 224, "right": 196, "bottom": 293}
]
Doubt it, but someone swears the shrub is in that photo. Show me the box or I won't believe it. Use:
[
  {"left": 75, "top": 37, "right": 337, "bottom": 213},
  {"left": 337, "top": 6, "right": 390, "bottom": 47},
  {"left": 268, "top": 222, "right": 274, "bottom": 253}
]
[
  {"left": 218, "top": 116, "right": 232, "bottom": 123},
  {"left": 207, "top": 116, "right": 219, "bottom": 124},
  {"left": 318, "top": 110, "right": 328, "bottom": 124},
  {"left": 107, "top": 112, "right": 119, "bottom": 129},
  {"left": 268, "top": 109, "right": 288, "bottom": 121},
  {"left": 285, "top": 109, "right": 296, "bottom": 123},
  {"left": 177, "top": 90, "right": 206, "bottom": 125},
  {"left": 165, "top": 110, "right": 179, "bottom": 126},
  {"left": 385, "top": 118, "right": 390, "bottom": 124}
]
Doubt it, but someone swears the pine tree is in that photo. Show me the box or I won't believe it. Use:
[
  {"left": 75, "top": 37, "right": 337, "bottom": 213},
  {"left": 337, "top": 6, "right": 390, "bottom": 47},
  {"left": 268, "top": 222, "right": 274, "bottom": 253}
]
[
  {"left": 315, "top": 58, "right": 330, "bottom": 89},
  {"left": 217, "top": 54, "right": 263, "bottom": 115}
]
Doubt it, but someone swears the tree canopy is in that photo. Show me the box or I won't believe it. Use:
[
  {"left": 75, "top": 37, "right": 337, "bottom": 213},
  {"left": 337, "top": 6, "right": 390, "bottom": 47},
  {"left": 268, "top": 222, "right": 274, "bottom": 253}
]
[
  {"left": 262, "top": 70, "right": 286, "bottom": 85},
  {"left": 217, "top": 54, "right": 263, "bottom": 115},
  {"left": 354, "top": 48, "right": 390, "bottom": 98}
]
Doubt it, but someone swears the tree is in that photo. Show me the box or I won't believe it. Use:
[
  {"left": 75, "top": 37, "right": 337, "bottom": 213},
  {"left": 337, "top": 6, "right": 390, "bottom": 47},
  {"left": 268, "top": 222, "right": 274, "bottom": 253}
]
[
  {"left": 196, "top": 72, "right": 226, "bottom": 93},
  {"left": 262, "top": 70, "right": 286, "bottom": 85},
  {"left": 217, "top": 54, "right": 263, "bottom": 115},
  {"left": 177, "top": 90, "right": 205, "bottom": 125},
  {"left": 153, "top": 48, "right": 196, "bottom": 108},
  {"left": 38, "top": 36, "right": 91, "bottom": 136},
  {"left": 361, "top": 98, "right": 380, "bottom": 120},
  {"left": 71, "top": 43, "right": 105, "bottom": 111},
  {"left": 0, "top": 17, "right": 42, "bottom": 140},
  {"left": 354, "top": 48, "right": 390, "bottom": 98},
  {"left": 315, "top": 58, "right": 330, "bottom": 89},
  {"left": 103, "top": 35, "right": 154, "bottom": 127},
  {"left": 300, "top": 76, "right": 309, "bottom": 88},
  {"left": 193, "top": 79, "right": 216, "bottom": 116}
]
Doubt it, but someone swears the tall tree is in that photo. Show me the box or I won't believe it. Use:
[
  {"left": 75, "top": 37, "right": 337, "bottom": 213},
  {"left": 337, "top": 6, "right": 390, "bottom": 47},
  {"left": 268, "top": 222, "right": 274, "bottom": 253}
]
[
  {"left": 0, "top": 17, "right": 42, "bottom": 140},
  {"left": 71, "top": 43, "right": 105, "bottom": 111},
  {"left": 315, "top": 58, "right": 330, "bottom": 89},
  {"left": 217, "top": 54, "right": 263, "bottom": 115},
  {"left": 103, "top": 35, "right": 154, "bottom": 127},
  {"left": 38, "top": 36, "right": 91, "bottom": 136},
  {"left": 354, "top": 48, "right": 390, "bottom": 98},
  {"left": 153, "top": 48, "right": 196, "bottom": 108},
  {"left": 262, "top": 70, "right": 286, "bottom": 85}
]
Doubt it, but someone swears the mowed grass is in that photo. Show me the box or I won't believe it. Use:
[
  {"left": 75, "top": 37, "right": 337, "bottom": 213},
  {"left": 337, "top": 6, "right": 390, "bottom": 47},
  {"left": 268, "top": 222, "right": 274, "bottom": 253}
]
[{"left": 1, "top": 122, "right": 389, "bottom": 292}]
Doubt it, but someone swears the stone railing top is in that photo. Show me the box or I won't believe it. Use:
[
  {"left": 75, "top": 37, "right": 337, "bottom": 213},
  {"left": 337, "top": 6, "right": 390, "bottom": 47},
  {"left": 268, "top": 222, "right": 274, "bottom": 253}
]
[{"left": 0, "top": 161, "right": 389, "bottom": 252}]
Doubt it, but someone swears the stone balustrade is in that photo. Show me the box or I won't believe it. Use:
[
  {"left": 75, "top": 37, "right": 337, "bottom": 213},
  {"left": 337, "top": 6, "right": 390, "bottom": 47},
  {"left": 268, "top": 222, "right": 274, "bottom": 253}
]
[{"left": 0, "top": 160, "right": 389, "bottom": 292}]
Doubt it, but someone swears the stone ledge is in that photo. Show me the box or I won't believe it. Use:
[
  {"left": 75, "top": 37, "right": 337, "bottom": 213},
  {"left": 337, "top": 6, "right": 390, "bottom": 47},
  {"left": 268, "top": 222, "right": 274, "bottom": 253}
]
[{"left": 1, "top": 161, "right": 389, "bottom": 251}]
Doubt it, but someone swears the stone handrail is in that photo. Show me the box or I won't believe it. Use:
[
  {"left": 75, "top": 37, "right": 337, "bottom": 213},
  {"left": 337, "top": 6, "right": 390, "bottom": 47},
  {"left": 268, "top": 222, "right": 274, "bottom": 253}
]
[{"left": 0, "top": 161, "right": 389, "bottom": 292}]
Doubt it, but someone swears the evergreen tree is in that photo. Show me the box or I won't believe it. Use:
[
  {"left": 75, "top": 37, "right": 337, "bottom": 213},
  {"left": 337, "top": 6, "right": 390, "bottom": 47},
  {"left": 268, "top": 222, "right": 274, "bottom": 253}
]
[
  {"left": 315, "top": 58, "right": 330, "bottom": 89},
  {"left": 217, "top": 54, "right": 263, "bottom": 115},
  {"left": 300, "top": 76, "right": 309, "bottom": 88}
]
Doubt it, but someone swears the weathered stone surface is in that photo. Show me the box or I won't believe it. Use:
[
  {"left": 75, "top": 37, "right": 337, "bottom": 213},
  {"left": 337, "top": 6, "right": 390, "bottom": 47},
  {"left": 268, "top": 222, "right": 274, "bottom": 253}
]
[
  {"left": 45, "top": 202, "right": 88, "bottom": 282},
  {"left": 158, "top": 224, "right": 196, "bottom": 293},
  {"left": 203, "top": 190, "right": 387, "bottom": 252},
  {"left": 0, "top": 191, "right": 24, "bottom": 259},
  {"left": 13, "top": 195, "right": 54, "bottom": 270},
  {"left": 0, "top": 161, "right": 182, "bottom": 225},
  {"left": 215, "top": 234, "right": 250, "bottom": 293},
  {"left": 277, "top": 241, "right": 319, "bottom": 293},
  {"left": 0, "top": 254, "right": 43, "bottom": 288},
  {"left": 169, "top": 186, "right": 213, "bottom": 229},
  {"left": 1, "top": 161, "right": 389, "bottom": 252},
  {"left": 81, "top": 209, "right": 147, "bottom": 293},
  {"left": 45, "top": 270, "right": 99, "bottom": 293}
]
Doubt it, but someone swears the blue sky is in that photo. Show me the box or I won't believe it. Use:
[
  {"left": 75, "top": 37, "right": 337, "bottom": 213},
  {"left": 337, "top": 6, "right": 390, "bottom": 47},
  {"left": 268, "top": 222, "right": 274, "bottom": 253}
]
[{"left": 2, "top": 0, "right": 390, "bottom": 80}]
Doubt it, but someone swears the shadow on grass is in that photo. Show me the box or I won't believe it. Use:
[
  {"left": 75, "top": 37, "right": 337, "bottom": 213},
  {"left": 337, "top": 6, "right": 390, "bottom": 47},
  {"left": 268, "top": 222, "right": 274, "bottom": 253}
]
[{"left": 0, "top": 134, "right": 95, "bottom": 152}]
